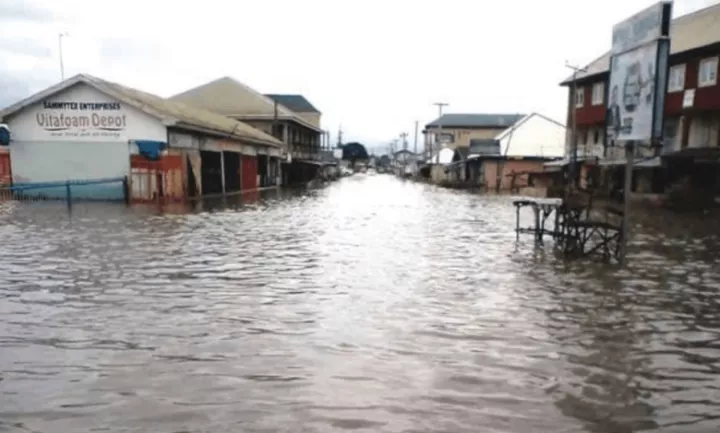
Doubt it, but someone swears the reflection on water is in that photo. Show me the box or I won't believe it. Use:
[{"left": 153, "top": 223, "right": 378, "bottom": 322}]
[{"left": 1, "top": 174, "right": 720, "bottom": 433}]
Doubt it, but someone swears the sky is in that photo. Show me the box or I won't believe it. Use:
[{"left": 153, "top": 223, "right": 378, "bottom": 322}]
[{"left": 1, "top": 0, "right": 718, "bottom": 154}]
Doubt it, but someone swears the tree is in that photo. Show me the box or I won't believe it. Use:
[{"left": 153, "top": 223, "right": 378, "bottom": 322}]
[{"left": 341, "top": 142, "right": 369, "bottom": 168}]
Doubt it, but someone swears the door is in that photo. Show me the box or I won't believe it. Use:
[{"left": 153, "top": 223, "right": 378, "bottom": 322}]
[
  {"left": 0, "top": 152, "right": 11, "bottom": 185},
  {"left": 241, "top": 155, "right": 258, "bottom": 191}
]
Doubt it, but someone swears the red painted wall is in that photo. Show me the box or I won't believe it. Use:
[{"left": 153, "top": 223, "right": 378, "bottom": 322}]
[
  {"left": 241, "top": 156, "right": 258, "bottom": 191},
  {"left": 575, "top": 85, "right": 607, "bottom": 125},
  {"left": 571, "top": 48, "right": 720, "bottom": 125},
  {"left": 0, "top": 152, "right": 11, "bottom": 186}
]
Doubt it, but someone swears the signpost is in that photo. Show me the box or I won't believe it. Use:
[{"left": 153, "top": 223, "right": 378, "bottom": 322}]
[{"left": 608, "top": 1, "right": 672, "bottom": 263}]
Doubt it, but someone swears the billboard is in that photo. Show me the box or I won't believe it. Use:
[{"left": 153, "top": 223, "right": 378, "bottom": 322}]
[
  {"left": 611, "top": 2, "right": 668, "bottom": 54},
  {"left": 606, "top": 1, "right": 672, "bottom": 145}
]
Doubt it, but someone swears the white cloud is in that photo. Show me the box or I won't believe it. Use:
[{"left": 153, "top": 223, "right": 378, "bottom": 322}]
[{"left": 1, "top": 0, "right": 718, "bottom": 152}]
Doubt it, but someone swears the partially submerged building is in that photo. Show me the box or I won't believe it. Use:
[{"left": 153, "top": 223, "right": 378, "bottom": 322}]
[
  {"left": 561, "top": 3, "right": 720, "bottom": 204},
  {"left": 424, "top": 113, "right": 565, "bottom": 190},
  {"left": 423, "top": 113, "right": 524, "bottom": 156},
  {"left": 170, "top": 77, "right": 325, "bottom": 185},
  {"left": 0, "top": 74, "right": 282, "bottom": 201}
]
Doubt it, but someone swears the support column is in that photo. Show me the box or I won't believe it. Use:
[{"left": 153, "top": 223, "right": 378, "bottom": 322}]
[
  {"left": 277, "top": 158, "right": 282, "bottom": 186},
  {"left": 220, "top": 150, "right": 226, "bottom": 195}
]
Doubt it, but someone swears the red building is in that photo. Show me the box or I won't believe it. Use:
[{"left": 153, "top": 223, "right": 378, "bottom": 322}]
[{"left": 561, "top": 3, "right": 720, "bottom": 200}]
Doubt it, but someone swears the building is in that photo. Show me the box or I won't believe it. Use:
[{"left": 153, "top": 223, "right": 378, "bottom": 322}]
[
  {"left": 391, "top": 149, "right": 420, "bottom": 177},
  {"left": 0, "top": 74, "right": 282, "bottom": 201},
  {"left": 265, "top": 94, "right": 321, "bottom": 129},
  {"left": 561, "top": 3, "right": 720, "bottom": 199},
  {"left": 423, "top": 113, "right": 525, "bottom": 155},
  {"left": 425, "top": 113, "right": 565, "bottom": 190},
  {"left": 170, "top": 77, "right": 325, "bottom": 185}
]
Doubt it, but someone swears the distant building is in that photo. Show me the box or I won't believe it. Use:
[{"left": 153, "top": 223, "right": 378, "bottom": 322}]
[
  {"left": 424, "top": 113, "right": 565, "bottom": 190},
  {"left": 423, "top": 113, "right": 524, "bottom": 155}
]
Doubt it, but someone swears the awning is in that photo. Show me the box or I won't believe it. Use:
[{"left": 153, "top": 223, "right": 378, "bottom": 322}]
[
  {"left": 544, "top": 158, "right": 570, "bottom": 167},
  {"left": 599, "top": 157, "right": 662, "bottom": 168},
  {"left": 132, "top": 140, "right": 167, "bottom": 160}
]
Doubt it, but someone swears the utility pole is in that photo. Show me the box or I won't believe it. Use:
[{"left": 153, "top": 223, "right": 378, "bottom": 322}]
[
  {"left": 59, "top": 32, "right": 69, "bottom": 80},
  {"left": 432, "top": 102, "right": 448, "bottom": 161},
  {"left": 413, "top": 121, "right": 419, "bottom": 154},
  {"left": 565, "top": 62, "right": 587, "bottom": 191}
]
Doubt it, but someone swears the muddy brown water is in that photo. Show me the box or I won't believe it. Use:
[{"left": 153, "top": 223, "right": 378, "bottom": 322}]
[{"left": 1, "top": 174, "right": 720, "bottom": 433}]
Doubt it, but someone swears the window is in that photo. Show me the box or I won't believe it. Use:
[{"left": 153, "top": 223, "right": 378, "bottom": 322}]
[
  {"left": 575, "top": 87, "right": 585, "bottom": 107},
  {"left": 667, "top": 64, "right": 686, "bottom": 92},
  {"left": 436, "top": 132, "right": 454, "bottom": 144},
  {"left": 698, "top": 57, "right": 718, "bottom": 87},
  {"left": 591, "top": 82, "right": 604, "bottom": 105}
]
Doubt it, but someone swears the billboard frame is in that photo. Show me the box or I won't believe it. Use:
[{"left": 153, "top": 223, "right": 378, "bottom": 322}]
[{"left": 606, "top": 1, "right": 673, "bottom": 148}]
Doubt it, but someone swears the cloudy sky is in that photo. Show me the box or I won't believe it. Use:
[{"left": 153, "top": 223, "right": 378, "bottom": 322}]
[{"left": 1, "top": 0, "right": 717, "bottom": 152}]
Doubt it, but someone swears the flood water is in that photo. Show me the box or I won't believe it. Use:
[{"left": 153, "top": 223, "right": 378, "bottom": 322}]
[{"left": 1, "top": 174, "right": 720, "bottom": 433}]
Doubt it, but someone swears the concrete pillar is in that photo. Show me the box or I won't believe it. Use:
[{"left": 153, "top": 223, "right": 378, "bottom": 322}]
[{"left": 220, "top": 151, "right": 226, "bottom": 195}]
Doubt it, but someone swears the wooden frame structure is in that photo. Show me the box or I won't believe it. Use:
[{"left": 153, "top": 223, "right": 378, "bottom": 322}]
[{"left": 513, "top": 192, "right": 623, "bottom": 262}]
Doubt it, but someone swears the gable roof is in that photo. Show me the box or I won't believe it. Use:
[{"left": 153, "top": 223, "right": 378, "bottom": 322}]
[
  {"left": 561, "top": 2, "right": 720, "bottom": 85},
  {"left": 494, "top": 112, "right": 564, "bottom": 142},
  {"left": 170, "top": 77, "right": 321, "bottom": 132},
  {"left": 265, "top": 94, "right": 320, "bottom": 114},
  {"left": 426, "top": 113, "right": 525, "bottom": 129},
  {"left": 495, "top": 112, "right": 566, "bottom": 158},
  {"left": 0, "top": 74, "right": 282, "bottom": 147}
]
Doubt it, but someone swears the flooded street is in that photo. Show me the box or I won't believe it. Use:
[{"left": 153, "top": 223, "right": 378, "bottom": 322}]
[{"left": 2, "top": 174, "right": 720, "bottom": 433}]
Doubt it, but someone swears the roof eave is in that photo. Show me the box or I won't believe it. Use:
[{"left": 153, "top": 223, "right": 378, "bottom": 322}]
[
  {"left": 0, "top": 74, "right": 85, "bottom": 121},
  {"left": 425, "top": 124, "right": 517, "bottom": 129},
  {"left": 559, "top": 70, "right": 610, "bottom": 86},
  {"left": 233, "top": 113, "right": 322, "bottom": 132},
  {"left": 172, "top": 122, "right": 282, "bottom": 148}
]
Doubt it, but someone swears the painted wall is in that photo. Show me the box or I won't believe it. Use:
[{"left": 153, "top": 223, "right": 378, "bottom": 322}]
[
  {"left": 6, "top": 83, "right": 166, "bottom": 198},
  {"left": 500, "top": 114, "right": 566, "bottom": 158},
  {"left": 297, "top": 112, "right": 321, "bottom": 128},
  {"left": 483, "top": 160, "right": 546, "bottom": 191},
  {"left": 425, "top": 126, "right": 507, "bottom": 149}
]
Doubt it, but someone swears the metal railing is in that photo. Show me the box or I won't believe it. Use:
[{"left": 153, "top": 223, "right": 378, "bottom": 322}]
[{"left": 0, "top": 177, "right": 129, "bottom": 206}]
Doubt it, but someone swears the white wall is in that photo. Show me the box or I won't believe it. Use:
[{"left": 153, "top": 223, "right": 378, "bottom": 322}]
[
  {"left": 500, "top": 114, "right": 566, "bottom": 158},
  {"left": 7, "top": 83, "right": 166, "bottom": 188}
]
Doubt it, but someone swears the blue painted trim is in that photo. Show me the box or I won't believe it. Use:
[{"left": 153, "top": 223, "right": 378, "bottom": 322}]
[{"left": 8, "top": 177, "right": 125, "bottom": 191}]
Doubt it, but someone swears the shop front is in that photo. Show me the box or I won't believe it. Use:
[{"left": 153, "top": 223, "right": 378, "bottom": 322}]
[{"left": 1, "top": 82, "right": 166, "bottom": 199}]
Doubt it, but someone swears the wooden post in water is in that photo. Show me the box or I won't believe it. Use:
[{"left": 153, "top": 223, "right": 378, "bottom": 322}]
[
  {"left": 619, "top": 141, "right": 634, "bottom": 264},
  {"left": 65, "top": 181, "right": 72, "bottom": 211}
]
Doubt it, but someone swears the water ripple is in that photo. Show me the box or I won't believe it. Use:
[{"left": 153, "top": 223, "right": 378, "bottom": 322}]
[{"left": 1, "top": 175, "right": 720, "bottom": 432}]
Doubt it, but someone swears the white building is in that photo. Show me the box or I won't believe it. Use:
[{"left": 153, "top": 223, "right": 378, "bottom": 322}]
[{"left": 0, "top": 74, "right": 282, "bottom": 201}]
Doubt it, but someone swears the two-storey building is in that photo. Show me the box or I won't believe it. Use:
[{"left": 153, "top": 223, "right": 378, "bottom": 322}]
[
  {"left": 423, "top": 113, "right": 524, "bottom": 156},
  {"left": 562, "top": 3, "right": 720, "bottom": 198},
  {"left": 170, "top": 77, "right": 324, "bottom": 186}
]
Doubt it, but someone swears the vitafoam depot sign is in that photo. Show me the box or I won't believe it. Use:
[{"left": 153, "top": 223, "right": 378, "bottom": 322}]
[
  {"left": 606, "top": 1, "right": 672, "bottom": 144},
  {"left": 35, "top": 100, "right": 127, "bottom": 139}
]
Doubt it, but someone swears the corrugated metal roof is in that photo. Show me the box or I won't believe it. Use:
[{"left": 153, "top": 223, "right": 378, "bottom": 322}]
[
  {"left": 265, "top": 94, "right": 320, "bottom": 114},
  {"left": 562, "top": 3, "right": 720, "bottom": 84},
  {"left": 0, "top": 74, "right": 283, "bottom": 147},
  {"left": 170, "top": 77, "right": 321, "bottom": 132},
  {"left": 426, "top": 113, "right": 526, "bottom": 128}
]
